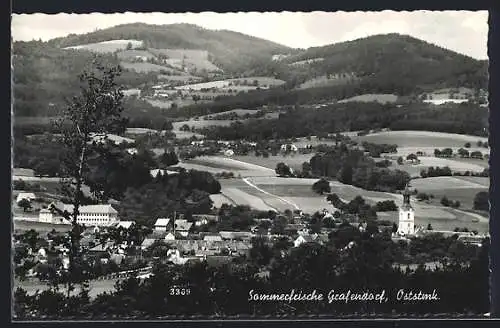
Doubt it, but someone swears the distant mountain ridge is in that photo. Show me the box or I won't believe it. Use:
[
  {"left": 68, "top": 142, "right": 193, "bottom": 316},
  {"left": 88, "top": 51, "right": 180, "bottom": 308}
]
[
  {"left": 46, "top": 23, "right": 295, "bottom": 73},
  {"left": 12, "top": 24, "right": 488, "bottom": 119}
]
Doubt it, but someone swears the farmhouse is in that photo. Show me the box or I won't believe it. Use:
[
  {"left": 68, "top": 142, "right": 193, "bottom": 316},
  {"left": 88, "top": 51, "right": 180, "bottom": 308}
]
[
  {"left": 154, "top": 218, "right": 171, "bottom": 231},
  {"left": 294, "top": 234, "right": 315, "bottom": 248},
  {"left": 16, "top": 192, "right": 36, "bottom": 203},
  {"left": 38, "top": 208, "right": 71, "bottom": 224},
  {"left": 90, "top": 133, "right": 135, "bottom": 146},
  {"left": 173, "top": 219, "right": 194, "bottom": 237},
  {"left": 114, "top": 221, "right": 136, "bottom": 230},
  {"left": 280, "top": 144, "right": 298, "bottom": 152}
]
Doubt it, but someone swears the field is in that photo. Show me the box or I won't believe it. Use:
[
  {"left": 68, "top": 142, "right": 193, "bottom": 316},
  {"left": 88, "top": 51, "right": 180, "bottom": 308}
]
[
  {"left": 298, "top": 75, "right": 357, "bottom": 89},
  {"left": 120, "top": 62, "right": 177, "bottom": 74},
  {"left": 338, "top": 94, "right": 398, "bottom": 104},
  {"left": 116, "top": 49, "right": 157, "bottom": 61},
  {"left": 232, "top": 154, "right": 314, "bottom": 171},
  {"left": 175, "top": 77, "right": 285, "bottom": 91},
  {"left": 172, "top": 120, "right": 234, "bottom": 130},
  {"left": 289, "top": 57, "right": 325, "bottom": 66},
  {"left": 146, "top": 98, "right": 196, "bottom": 109},
  {"left": 63, "top": 40, "right": 144, "bottom": 53},
  {"left": 197, "top": 154, "right": 489, "bottom": 233},
  {"left": 176, "top": 156, "right": 275, "bottom": 177},
  {"left": 14, "top": 219, "right": 72, "bottom": 233},
  {"left": 410, "top": 176, "right": 488, "bottom": 209},
  {"left": 158, "top": 74, "right": 202, "bottom": 82},
  {"left": 201, "top": 109, "right": 260, "bottom": 119},
  {"left": 148, "top": 48, "right": 220, "bottom": 72},
  {"left": 353, "top": 130, "right": 489, "bottom": 148}
]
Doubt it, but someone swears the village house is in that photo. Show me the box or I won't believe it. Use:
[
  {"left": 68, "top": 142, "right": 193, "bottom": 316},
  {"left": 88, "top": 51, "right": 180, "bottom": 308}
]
[
  {"left": 192, "top": 214, "right": 219, "bottom": 225},
  {"left": 114, "top": 221, "right": 136, "bottom": 230},
  {"left": 89, "top": 133, "right": 135, "bottom": 146},
  {"left": 38, "top": 208, "right": 71, "bottom": 224},
  {"left": 294, "top": 234, "right": 316, "bottom": 248},
  {"left": 154, "top": 218, "right": 171, "bottom": 232},
  {"left": 280, "top": 144, "right": 298, "bottom": 153},
  {"left": 16, "top": 192, "right": 36, "bottom": 204},
  {"left": 174, "top": 219, "right": 194, "bottom": 237},
  {"left": 203, "top": 233, "right": 223, "bottom": 242}
]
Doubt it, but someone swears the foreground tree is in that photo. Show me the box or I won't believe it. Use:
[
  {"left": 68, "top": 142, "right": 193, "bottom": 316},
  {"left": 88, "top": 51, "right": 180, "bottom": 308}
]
[{"left": 50, "top": 61, "right": 127, "bottom": 303}]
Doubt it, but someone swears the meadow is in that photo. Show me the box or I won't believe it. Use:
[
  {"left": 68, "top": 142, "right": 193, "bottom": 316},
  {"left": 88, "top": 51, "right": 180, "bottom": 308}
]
[
  {"left": 175, "top": 77, "right": 285, "bottom": 91},
  {"left": 63, "top": 40, "right": 144, "bottom": 53},
  {"left": 352, "top": 130, "right": 489, "bottom": 148},
  {"left": 338, "top": 93, "right": 399, "bottom": 104},
  {"left": 120, "top": 62, "right": 178, "bottom": 74},
  {"left": 231, "top": 154, "right": 314, "bottom": 171}
]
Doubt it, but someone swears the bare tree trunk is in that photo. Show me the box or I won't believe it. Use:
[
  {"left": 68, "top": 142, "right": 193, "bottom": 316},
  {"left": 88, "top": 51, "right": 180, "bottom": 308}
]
[{"left": 67, "top": 140, "right": 87, "bottom": 300}]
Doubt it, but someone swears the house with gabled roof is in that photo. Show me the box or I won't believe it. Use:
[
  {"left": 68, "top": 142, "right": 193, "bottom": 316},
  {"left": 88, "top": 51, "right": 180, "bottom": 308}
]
[{"left": 154, "top": 218, "right": 171, "bottom": 231}]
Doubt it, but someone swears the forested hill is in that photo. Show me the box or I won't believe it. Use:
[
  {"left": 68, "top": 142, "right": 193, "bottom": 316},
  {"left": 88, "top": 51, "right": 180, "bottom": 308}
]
[
  {"left": 281, "top": 33, "right": 488, "bottom": 92},
  {"left": 13, "top": 28, "right": 488, "bottom": 119},
  {"left": 46, "top": 23, "right": 295, "bottom": 73}
]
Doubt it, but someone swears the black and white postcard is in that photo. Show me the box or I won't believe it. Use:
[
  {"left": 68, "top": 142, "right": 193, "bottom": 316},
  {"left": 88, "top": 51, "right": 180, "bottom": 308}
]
[{"left": 10, "top": 10, "right": 493, "bottom": 320}]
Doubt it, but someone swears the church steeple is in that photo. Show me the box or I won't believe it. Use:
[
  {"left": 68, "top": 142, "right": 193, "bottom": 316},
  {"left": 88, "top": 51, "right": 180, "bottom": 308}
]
[{"left": 403, "top": 184, "right": 411, "bottom": 206}]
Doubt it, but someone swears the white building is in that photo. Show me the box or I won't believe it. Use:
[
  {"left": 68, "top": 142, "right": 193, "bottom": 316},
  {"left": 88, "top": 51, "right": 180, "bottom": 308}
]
[
  {"left": 16, "top": 192, "right": 36, "bottom": 203},
  {"left": 294, "top": 235, "right": 315, "bottom": 248},
  {"left": 174, "top": 219, "right": 193, "bottom": 237},
  {"left": 280, "top": 144, "right": 298, "bottom": 152},
  {"left": 398, "top": 186, "right": 415, "bottom": 236},
  {"left": 49, "top": 204, "right": 119, "bottom": 227},
  {"left": 154, "top": 218, "right": 171, "bottom": 231}
]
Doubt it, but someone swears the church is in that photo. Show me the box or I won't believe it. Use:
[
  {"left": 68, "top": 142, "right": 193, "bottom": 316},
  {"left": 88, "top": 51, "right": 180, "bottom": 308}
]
[{"left": 398, "top": 185, "right": 415, "bottom": 236}]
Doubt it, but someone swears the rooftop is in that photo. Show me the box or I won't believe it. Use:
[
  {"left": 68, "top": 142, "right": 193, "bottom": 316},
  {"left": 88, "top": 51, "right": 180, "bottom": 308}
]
[
  {"left": 63, "top": 204, "right": 118, "bottom": 214},
  {"left": 154, "top": 218, "right": 171, "bottom": 226}
]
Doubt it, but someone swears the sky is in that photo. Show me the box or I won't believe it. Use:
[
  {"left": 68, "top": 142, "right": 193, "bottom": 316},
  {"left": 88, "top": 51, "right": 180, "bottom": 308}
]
[{"left": 11, "top": 11, "right": 488, "bottom": 60}]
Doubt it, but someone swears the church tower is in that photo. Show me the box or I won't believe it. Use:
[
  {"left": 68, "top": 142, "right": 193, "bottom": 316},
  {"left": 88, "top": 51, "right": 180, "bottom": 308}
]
[{"left": 398, "top": 184, "right": 415, "bottom": 235}]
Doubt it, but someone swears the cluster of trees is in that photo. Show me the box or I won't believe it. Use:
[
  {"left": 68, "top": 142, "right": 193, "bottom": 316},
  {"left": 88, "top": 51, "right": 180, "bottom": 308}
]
[
  {"left": 14, "top": 134, "right": 66, "bottom": 177},
  {"left": 326, "top": 194, "right": 378, "bottom": 221},
  {"left": 199, "top": 101, "right": 487, "bottom": 143},
  {"left": 473, "top": 191, "right": 489, "bottom": 211},
  {"left": 440, "top": 196, "right": 461, "bottom": 209},
  {"left": 374, "top": 200, "right": 398, "bottom": 212},
  {"left": 420, "top": 166, "right": 453, "bottom": 178},
  {"left": 117, "top": 168, "right": 221, "bottom": 227},
  {"left": 457, "top": 148, "right": 485, "bottom": 160},
  {"left": 361, "top": 142, "right": 397, "bottom": 158},
  {"left": 13, "top": 180, "right": 45, "bottom": 192},
  {"left": 309, "top": 144, "right": 410, "bottom": 192}
]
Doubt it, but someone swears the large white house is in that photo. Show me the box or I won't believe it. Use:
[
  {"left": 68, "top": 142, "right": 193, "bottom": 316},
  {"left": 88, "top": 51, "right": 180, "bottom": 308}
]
[{"left": 42, "top": 203, "right": 119, "bottom": 226}]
